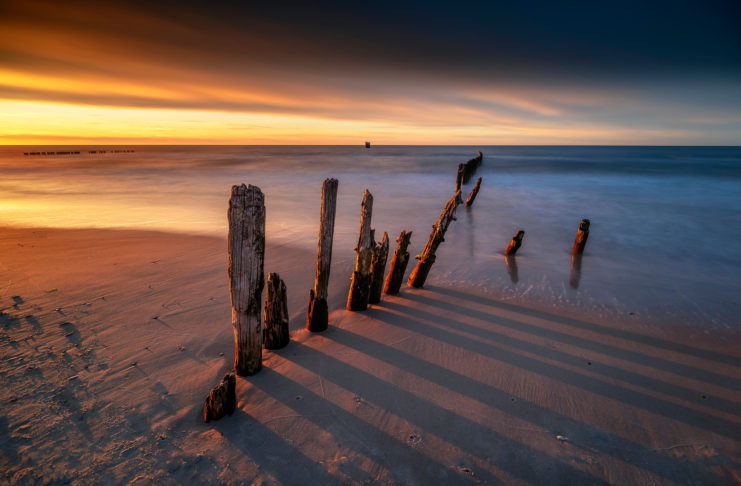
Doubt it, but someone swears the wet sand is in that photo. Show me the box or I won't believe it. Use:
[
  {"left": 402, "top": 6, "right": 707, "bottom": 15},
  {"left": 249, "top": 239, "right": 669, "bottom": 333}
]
[{"left": 1, "top": 226, "right": 739, "bottom": 484}]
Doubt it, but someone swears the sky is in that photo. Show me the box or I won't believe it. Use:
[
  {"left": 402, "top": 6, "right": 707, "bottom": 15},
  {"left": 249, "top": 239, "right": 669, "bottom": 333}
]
[{"left": 1, "top": 0, "right": 739, "bottom": 145}]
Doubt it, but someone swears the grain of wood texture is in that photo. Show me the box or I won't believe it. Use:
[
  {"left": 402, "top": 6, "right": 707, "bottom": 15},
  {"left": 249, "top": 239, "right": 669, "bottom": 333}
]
[
  {"left": 307, "top": 178, "right": 338, "bottom": 332},
  {"left": 347, "top": 190, "right": 374, "bottom": 311},
  {"left": 228, "top": 184, "right": 265, "bottom": 376},
  {"left": 368, "top": 232, "right": 389, "bottom": 304},
  {"left": 383, "top": 230, "right": 413, "bottom": 295},
  {"left": 203, "top": 373, "right": 236, "bottom": 423},
  {"left": 465, "top": 177, "right": 482, "bottom": 207},
  {"left": 264, "top": 272, "right": 289, "bottom": 349},
  {"left": 504, "top": 230, "right": 525, "bottom": 256},
  {"left": 573, "top": 218, "right": 590, "bottom": 255},
  {"left": 407, "top": 191, "right": 460, "bottom": 288}
]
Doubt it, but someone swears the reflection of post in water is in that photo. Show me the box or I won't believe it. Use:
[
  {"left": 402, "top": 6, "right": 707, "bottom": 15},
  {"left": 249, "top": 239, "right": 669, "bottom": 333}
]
[
  {"left": 569, "top": 252, "right": 583, "bottom": 289},
  {"left": 504, "top": 255, "right": 519, "bottom": 283}
]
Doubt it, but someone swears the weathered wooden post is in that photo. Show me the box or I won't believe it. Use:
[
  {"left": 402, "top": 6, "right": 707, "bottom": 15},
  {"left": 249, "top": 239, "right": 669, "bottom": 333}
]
[
  {"left": 573, "top": 219, "right": 590, "bottom": 254},
  {"left": 504, "top": 230, "right": 525, "bottom": 255},
  {"left": 569, "top": 253, "right": 583, "bottom": 289},
  {"left": 307, "top": 178, "right": 338, "bottom": 332},
  {"left": 504, "top": 255, "right": 519, "bottom": 284},
  {"left": 228, "top": 184, "right": 265, "bottom": 376},
  {"left": 264, "top": 272, "right": 289, "bottom": 349},
  {"left": 465, "top": 177, "right": 482, "bottom": 207},
  {"left": 408, "top": 191, "right": 460, "bottom": 288},
  {"left": 383, "top": 230, "right": 413, "bottom": 295},
  {"left": 455, "top": 164, "right": 464, "bottom": 202},
  {"left": 203, "top": 373, "right": 236, "bottom": 423},
  {"left": 347, "top": 190, "right": 374, "bottom": 311},
  {"left": 368, "top": 232, "right": 389, "bottom": 304}
]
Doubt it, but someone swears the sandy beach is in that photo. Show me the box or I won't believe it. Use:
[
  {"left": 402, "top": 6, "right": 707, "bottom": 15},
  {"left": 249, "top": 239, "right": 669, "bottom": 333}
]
[{"left": 1, "top": 226, "right": 739, "bottom": 485}]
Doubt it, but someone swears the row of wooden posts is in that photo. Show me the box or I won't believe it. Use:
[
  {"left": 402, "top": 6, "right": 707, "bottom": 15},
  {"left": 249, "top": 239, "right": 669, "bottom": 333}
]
[{"left": 205, "top": 151, "right": 590, "bottom": 421}]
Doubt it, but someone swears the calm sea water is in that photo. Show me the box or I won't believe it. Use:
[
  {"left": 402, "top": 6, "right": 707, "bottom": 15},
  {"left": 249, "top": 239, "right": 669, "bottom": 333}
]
[{"left": 2, "top": 145, "right": 740, "bottom": 332}]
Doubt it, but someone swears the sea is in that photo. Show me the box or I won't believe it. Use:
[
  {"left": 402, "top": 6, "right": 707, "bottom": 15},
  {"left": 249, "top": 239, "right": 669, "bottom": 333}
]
[{"left": 1, "top": 145, "right": 740, "bottom": 335}]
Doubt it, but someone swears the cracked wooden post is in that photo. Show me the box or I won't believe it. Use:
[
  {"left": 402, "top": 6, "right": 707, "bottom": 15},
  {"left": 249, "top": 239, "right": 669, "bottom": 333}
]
[
  {"left": 465, "top": 177, "right": 482, "bottom": 207},
  {"left": 347, "top": 190, "right": 374, "bottom": 311},
  {"left": 504, "top": 230, "right": 525, "bottom": 256},
  {"left": 368, "top": 232, "right": 389, "bottom": 304},
  {"left": 383, "top": 230, "right": 413, "bottom": 295},
  {"left": 408, "top": 191, "right": 460, "bottom": 288},
  {"left": 264, "top": 273, "right": 289, "bottom": 349},
  {"left": 203, "top": 373, "right": 236, "bottom": 423},
  {"left": 307, "top": 178, "right": 338, "bottom": 332},
  {"left": 573, "top": 219, "right": 590, "bottom": 255},
  {"left": 228, "top": 184, "right": 265, "bottom": 376}
]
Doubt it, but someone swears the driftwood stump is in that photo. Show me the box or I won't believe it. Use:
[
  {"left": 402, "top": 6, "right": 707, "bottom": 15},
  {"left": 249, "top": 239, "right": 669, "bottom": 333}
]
[
  {"left": 504, "top": 230, "right": 525, "bottom": 256},
  {"left": 465, "top": 177, "right": 482, "bottom": 207},
  {"left": 368, "top": 232, "right": 389, "bottom": 304},
  {"left": 347, "top": 190, "right": 374, "bottom": 311},
  {"left": 307, "top": 178, "right": 338, "bottom": 332},
  {"left": 264, "top": 272, "right": 289, "bottom": 349},
  {"left": 203, "top": 373, "right": 236, "bottom": 423},
  {"left": 504, "top": 255, "right": 519, "bottom": 283},
  {"left": 383, "top": 230, "right": 413, "bottom": 295},
  {"left": 228, "top": 184, "right": 265, "bottom": 376},
  {"left": 573, "top": 219, "right": 590, "bottom": 254},
  {"left": 408, "top": 191, "right": 460, "bottom": 288}
]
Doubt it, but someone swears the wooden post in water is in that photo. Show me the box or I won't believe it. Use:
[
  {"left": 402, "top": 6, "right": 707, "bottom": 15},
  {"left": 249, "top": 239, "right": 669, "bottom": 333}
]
[
  {"left": 455, "top": 164, "right": 464, "bottom": 202},
  {"left": 347, "top": 190, "right": 374, "bottom": 311},
  {"left": 408, "top": 191, "right": 460, "bottom": 288},
  {"left": 228, "top": 184, "right": 265, "bottom": 376},
  {"left": 569, "top": 253, "right": 583, "bottom": 289},
  {"left": 383, "top": 230, "right": 413, "bottom": 295},
  {"left": 264, "top": 273, "right": 289, "bottom": 349},
  {"left": 465, "top": 177, "right": 482, "bottom": 207},
  {"left": 368, "top": 232, "right": 389, "bottom": 304},
  {"left": 307, "top": 178, "right": 338, "bottom": 332},
  {"left": 504, "top": 230, "right": 525, "bottom": 256},
  {"left": 573, "top": 219, "right": 590, "bottom": 254}
]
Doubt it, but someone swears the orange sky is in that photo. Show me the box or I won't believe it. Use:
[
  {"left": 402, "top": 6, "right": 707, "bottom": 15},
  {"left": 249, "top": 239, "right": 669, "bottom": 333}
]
[{"left": 1, "top": 1, "right": 739, "bottom": 145}]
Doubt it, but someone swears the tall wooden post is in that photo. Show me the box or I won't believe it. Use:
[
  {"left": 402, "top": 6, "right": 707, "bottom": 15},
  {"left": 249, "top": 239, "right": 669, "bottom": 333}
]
[
  {"left": 408, "top": 191, "right": 460, "bottom": 288},
  {"left": 264, "top": 273, "right": 289, "bottom": 349},
  {"left": 573, "top": 219, "right": 590, "bottom": 254},
  {"left": 465, "top": 177, "right": 482, "bottom": 207},
  {"left": 347, "top": 190, "right": 374, "bottom": 311},
  {"left": 383, "top": 230, "right": 413, "bottom": 295},
  {"left": 504, "top": 230, "right": 525, "bottom": 255},
  {"left": 368, "top": 232, "right": 389, "bottom": 304},
  {"left": 307, "top": 178, "right": 338, "bottom": 332},
  {"left": 228, "top": 184, "right": 265, "bottom": 376}
]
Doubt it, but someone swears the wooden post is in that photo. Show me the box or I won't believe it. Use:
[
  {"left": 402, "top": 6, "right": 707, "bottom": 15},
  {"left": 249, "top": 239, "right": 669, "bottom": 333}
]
[
  {"left": 462, "top": 152, "right": 483, "bottom": 184},
  {"left": 465, "top": 177, "right": 482, "bottom": 207},
  {"left": 203, "top": 373, "right": 236, "bottom": 423},
  {"left": 408, "top": 191, "right": 460, "bottom": 288},
  {"left": 504, "top": 255, "right": 518, "bottom": 284},
  {"left": 383, "top": 230, "right": 413, "bottom": 295},
  {"left": 368, "top": 232, "right": 389, "bottom": 304},
  {"left": 455, "top": 163, "right": 464, "bottom": 201},
  {"left": 307, "top": 178, "right": 338, "bottom": 332},
  {"left": 504, "top": 230, "right": 525, "bottom": 255},
  {"left": 228, "top": 184, "right": 265, "bottom": 376},
  {"left": 573, "top": 219, "right": 590, "bottom": 254},
  {"left": 347, "top": 190, "right": 374, "bottom": 311},
  {"left": 569, "top": 253, "right": 583, "bottom": 289},
  {"left": 264, "top": 273, "right": 289, "bottom": 349}
]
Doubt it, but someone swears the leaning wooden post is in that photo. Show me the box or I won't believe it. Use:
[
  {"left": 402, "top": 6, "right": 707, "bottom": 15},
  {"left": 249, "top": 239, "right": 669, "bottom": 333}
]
[
  {"left": 307, "top": 178, "right": 338, "bottom": 332},
  {"left": 368, "top": 232, "right": 389, "bottom": 304},
  {"left": 383, "top": 230, "right": 413, "bottom": 295},
  {"left": 264, "top": 272, "right": 289, "bottom": 349},
  {"left": 408, "top": 191, "right": 460, "bottom": 288},
  {"left": 465, "top": 177, "right": 482, "bottom": 207},
  {"left": 347, "top": 190, "right": 374, "bottom": 311},
  {"left": 504, "top": 230, "right": 525, "bottom": 255},
  {"left": 228, "top": 184, "right": 265, "bottom": 376},
  {"left": 572, "top": 219, "right": 590, "bottom": 254}
]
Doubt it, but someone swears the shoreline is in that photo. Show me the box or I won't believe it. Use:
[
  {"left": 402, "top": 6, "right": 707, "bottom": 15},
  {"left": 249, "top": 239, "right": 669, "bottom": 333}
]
[{"left": 1, "top": 225, "right": 740, "bottom": 484}]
